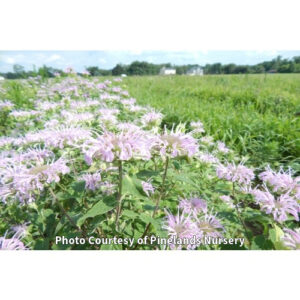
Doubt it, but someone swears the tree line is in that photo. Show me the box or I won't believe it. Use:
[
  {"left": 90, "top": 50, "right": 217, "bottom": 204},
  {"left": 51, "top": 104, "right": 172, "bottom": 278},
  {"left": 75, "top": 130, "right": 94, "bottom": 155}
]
[{"left": 1, "top": 55, "right": 300, "bottom": 79}]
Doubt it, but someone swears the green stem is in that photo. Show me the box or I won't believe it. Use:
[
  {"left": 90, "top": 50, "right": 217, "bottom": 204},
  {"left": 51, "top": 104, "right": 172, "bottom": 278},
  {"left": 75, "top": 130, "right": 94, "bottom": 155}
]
[
  {"left": 115, "top": 160, "right": 123, "bottom": 231},
  {"left": 49, "top": 188, "right": 83, "bottom": 233},
  {"left": 49, "top": 187, "right": 90, "bottom": 242},
  {"left": 133, "top": 156, "right": 169, "bottom": 249},
  {"left": 153, "top": 156, "right": 169, "bottom": 218},
  {"left": 232, "top": 182, "right": 251, "bottom": 247}
]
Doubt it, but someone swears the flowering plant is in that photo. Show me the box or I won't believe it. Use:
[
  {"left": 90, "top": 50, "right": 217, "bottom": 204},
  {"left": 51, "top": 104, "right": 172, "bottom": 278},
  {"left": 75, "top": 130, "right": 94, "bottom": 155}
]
[{"left": 0, "top": 73, "right": 299, "bottom": 250}]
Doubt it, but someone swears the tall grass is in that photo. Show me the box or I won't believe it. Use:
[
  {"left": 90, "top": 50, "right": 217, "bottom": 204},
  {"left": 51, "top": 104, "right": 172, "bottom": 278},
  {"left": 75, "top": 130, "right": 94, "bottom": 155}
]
[
  {"left": 2, "top": 74, "right": 299, "bottom": 169},
  {"left": 124, "top": 74, "right": 300, "bottom": 170}
]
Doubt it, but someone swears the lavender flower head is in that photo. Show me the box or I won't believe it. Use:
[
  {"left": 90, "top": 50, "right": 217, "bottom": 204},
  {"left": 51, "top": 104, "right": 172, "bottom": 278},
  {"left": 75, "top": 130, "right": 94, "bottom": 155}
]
[
  {"left": 83, "top": 129, "right": 152, "bottom": 163},
  {"left": 190, "top": 121, "right": 205, "bottom": 134},
  {"left": 21, "top": 147, "right": 54, "bottom": 164},
  {"left": 1, "top": 158, "right": 70, "bottom": 203},
  {"left": 80, "top": 172, "right": 102, "bottom": 191},
  {"left": 251, "top": 187, "right": 299, "bottom": 223},
  {"left": 0, "top": 100, "right": 14, "bottom": 110},
  {"left": 197, "top": 152, "right": 219, "bottom": 164},
  {"left": 216, "top": 141, "right": 230, "bottom": 154},
  {"left": 179, "top": 197, "right": 207, "bottom": 215},
  {"left": 196, "top": 213, "right": 224, "bottom": 238},
  {"left": 0, "top": 226, "right": 28, "bottom": 250},
  {"left": 9, "top": 110, "right": 41, "bottom": 119},
  {"left": 200, "top": 136, "right": 214, "bottom": 145},
  {"left": 216, "top": 162, "right": 255, "bottom": 185},
  {"left": 259, "top": 166, "right": 300, "bottom": 194},
  {"left": 25, "top": 126, "right": 92, "bottom": 149},
  {"left": 141, "top": 180, "right": 155, "bottom": 197},
  {"left": 163, "top": 209, "right": 198, "bottom": 250},
  {"left": 159, "top": 126, "right": 198, "bottom": 158},
  {"left": 282, "top": 228, "right": 300, "bottom": 250},
  {"left": 141, "top": 111, "right": 163, "bottom": 129}
]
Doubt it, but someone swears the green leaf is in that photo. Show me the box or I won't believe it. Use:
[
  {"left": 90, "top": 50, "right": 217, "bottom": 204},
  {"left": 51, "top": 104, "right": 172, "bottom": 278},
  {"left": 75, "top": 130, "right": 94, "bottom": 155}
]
[
  {"left": 136, "top": 170, "right": 160, "bottom": 179},
  {"left": 139, "top": 213, "right": 161, "bottom": 230},
  {"left": 122, "top": 175, "right": 145, "bottom": 199},
  {"left": 33, "top": 238, "right": 50, "bottom": 250},
  {"left": 77, "top": 200, "right": 115, "bottom": 226},
  {"left": 168, "top": 171, "right": 197, "bottom": 187},
  {"left": 70, "top": 181, "right": 85, "bottom": 196},
  {"left": 122, "top": 210, "right": 138, "bottom": 219},
  {"left": 251, "top": 235, "right": 274, "bottom": 250},
  {"left": 269, "top": 225, "right": 287, "bottom": 250}
]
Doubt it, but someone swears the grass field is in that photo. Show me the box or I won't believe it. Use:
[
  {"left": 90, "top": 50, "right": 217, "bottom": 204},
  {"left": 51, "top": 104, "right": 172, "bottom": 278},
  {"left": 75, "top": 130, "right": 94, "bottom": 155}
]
[
  {"left": 1, "top": 74, "right": 300, "bottom": 170},
  {"left": 125, "top": 74, "right": 300, "bottom": 170},
  {"left": 1, "top": 74, "right": 299, "bottom": 250}
]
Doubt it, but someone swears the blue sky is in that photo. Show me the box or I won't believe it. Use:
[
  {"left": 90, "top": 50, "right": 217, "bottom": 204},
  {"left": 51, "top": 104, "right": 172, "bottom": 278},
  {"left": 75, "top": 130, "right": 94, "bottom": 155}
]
[{"left": 0, "top": 50, "right": 299, "bottom": 72}]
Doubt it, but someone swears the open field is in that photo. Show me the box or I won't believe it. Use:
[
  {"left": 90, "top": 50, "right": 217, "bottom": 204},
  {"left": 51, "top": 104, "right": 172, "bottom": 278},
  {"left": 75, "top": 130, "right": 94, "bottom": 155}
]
[
  {"left": 0, "top": 74, "right": 299, "bottom": 250},
  {"left": 125, "top": 74, "right": 300, "bottom": 170}
]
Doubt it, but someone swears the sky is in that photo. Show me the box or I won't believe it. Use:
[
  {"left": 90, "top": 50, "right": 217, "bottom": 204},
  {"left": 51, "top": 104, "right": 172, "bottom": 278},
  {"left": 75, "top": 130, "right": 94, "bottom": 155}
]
[{"left": 0, "top": 50, "right": 300, "bottom": 73}]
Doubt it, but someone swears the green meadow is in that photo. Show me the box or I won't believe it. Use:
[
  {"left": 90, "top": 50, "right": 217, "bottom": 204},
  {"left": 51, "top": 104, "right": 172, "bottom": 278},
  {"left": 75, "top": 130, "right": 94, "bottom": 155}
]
[
  {"left": 125, "top": 74, "right": 300, "bottom": 170},
  {"left": 1, "top": 74, "right": 300, "bottom": 170}
]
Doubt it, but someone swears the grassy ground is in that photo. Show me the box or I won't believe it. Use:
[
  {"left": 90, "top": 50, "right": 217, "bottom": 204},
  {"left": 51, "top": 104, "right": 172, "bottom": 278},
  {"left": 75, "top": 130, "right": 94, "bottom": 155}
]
[{"left": 124, "top": 74, "right": 300, "bottom": 170}]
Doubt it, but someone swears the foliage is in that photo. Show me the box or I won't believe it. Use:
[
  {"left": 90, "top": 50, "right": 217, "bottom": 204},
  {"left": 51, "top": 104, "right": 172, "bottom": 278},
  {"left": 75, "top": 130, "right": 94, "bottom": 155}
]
[
  {"left": 0, "top": 74, "right": 299, "bottom": 250},
  {"left": 125, "top": 74, "right": 300, "bottom": 169}
]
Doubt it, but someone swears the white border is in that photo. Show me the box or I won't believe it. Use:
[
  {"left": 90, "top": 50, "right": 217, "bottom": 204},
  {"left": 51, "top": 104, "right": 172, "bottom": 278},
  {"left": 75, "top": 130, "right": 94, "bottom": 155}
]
[
  {"left": 1, "top": 0, "right": 300, "bottom": 50},
  {"left": 0, "top": 251, "right": 299, "bottom": 299},
  {"left": 1, "top": 0, "right": 300, "bottom": 298}
]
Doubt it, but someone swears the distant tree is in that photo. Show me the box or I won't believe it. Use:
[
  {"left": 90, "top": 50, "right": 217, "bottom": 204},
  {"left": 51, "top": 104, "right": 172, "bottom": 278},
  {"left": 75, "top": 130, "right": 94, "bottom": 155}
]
[
  {"left": 222, "top": 64, "right": 236, "bottom": 74},
  {"left": 3, "top": 56, "right": 300, "bottom": 79},
  {"left": 12, "top": 64, "right": 26, "bottom": 78},
  {"left": 112, "top": 64, "right": 127, "bottom": 76},
  {"left": 211, "top": 63, "right": 222, "bottom": 74},
  {"left": 38, "top": 65, "right": 55, "bottom": 78},
  {"left": 253, "top": 64, "right": 265, "bottom": 73},
  {"left": 86, "top": 66, "right": 101, "bottom": 76},
  {"left": 293, "top": 63, "right": 300, "bottom": 73},
  {"left": 278, "top": 63, "right": 292, "bottom": 73},
  {"left": 293, "top": 56, "right": 300, "bottom": 64},
  {"left": 13, "top": 64, "right": 25, "bottom": 74},
  {"left": 233, "top": 65, "right": 249, "bottom": 74}
]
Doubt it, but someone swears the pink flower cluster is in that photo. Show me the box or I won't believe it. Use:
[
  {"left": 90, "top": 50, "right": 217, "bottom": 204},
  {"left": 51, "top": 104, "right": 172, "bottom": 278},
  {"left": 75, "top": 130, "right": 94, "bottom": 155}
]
[
  {"left": 190, "top": 121, "right": 205, "bottom": 134},
  {"left": 79, "top": 172, "right": 102, "bottom": 191},
  {"left": 163, "top": 197, "right": 224, "bottom": 250},
  {"left": 0, "top": 158, "right": 70, "bottom": 203},
  {"left": 159, "top": 127, "right": 198, "bottom": 158},
  {"left": 140, "top": 111, "right": 163, "bottom": 129},
  {"left": 0, "top": 226, "right": 28, "bottom": 250},
  {"left": 250, "top": 166, "right": 300, "bottom": 223},
  {"left": 282, "top": 228, "right": 300, "bottom": 249},
  {"left": 0, "top": 100, "right": 14, "bottom": 110},
  {"left": 141, "top": 180, "right": 155, "bottom": 197},
  {"left": 83, "top": 129, "right": 153, "bottom": 163},
  {"left": 251, "top": 186, "right": 299, "bottom": 223},
  {"left": 216, "top": 162, "right": 255, "bottom": 185},
  {"left": 259, "top": 166, "right": 300, "bottom": 196}
]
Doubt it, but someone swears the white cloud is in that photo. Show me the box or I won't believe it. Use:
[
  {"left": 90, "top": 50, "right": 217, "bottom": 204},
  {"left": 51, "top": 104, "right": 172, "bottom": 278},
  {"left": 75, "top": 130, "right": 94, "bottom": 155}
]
[
  {"left": 2, "top": 54, "right": 25, "bottom": 64},
  {"left": 47, "top": 54, "right": 62, "bottom": 62},
  {"left": 3, "top": 56, "right": 16, "bottom": 64},
  {"left": 98, "top": 58, "right": 107, "bottom": 64}
]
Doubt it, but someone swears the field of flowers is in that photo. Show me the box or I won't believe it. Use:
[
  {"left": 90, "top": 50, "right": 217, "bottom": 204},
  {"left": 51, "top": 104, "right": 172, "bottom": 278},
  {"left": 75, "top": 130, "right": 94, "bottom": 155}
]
[{"left": 0, "top": 71, "right": 299, "bottom": 250}]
